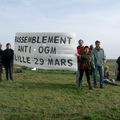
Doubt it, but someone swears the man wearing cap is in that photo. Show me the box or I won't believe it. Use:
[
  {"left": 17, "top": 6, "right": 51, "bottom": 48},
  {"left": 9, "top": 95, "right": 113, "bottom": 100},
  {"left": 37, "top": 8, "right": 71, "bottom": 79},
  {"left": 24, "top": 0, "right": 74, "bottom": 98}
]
[
  {"left": 92, "top": 40, "right": 106, "bottom": 88},
  {"left": 0, "top": 43, "right": 3, "bottom": 81}
]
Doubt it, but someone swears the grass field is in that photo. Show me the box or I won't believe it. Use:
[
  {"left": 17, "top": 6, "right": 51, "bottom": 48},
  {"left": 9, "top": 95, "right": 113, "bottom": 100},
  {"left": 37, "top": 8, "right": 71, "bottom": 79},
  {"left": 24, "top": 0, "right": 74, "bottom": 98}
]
[{"left": 0, "top": 60, "right": 120, "bottom": 120}]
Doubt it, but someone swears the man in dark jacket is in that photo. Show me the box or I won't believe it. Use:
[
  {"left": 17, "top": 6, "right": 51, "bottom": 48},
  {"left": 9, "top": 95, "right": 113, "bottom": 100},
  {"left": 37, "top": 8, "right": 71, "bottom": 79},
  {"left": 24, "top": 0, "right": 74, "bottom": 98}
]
[
  {"left": 116, "top": 56, "right": 120, "bottom": 81},
  {"left": 0, "top": 43, "right": 3, "bottom": 81},
  {"left": 3, "top": 43, "right": 14, "bottom": 80}
]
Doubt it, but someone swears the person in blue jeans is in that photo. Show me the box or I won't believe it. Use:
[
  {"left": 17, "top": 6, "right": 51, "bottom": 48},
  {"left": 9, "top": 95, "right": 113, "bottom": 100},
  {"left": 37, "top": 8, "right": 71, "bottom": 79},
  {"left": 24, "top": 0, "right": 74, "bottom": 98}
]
[{"left": 92, "top": 40, "right": 106, "bottom": 88}]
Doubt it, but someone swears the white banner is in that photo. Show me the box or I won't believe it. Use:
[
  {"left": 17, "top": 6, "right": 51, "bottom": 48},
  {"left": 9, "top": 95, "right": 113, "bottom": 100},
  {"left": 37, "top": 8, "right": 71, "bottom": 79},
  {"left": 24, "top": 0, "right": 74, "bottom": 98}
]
[{"left": 14, "top": 32, "right": 77, "bottom": 71}]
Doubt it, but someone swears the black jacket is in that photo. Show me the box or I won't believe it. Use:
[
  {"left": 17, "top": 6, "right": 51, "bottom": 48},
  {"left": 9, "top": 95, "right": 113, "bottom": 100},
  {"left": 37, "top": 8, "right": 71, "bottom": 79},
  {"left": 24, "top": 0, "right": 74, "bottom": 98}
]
[
  {"left": 3, "top": 48, "right": 14, "bottom": 66},
  {"left": 116, "top": 56, "right": 120, "bottom": 70},
  {"left": 0, "top": 49, "right": 3, "bottom": 66}
]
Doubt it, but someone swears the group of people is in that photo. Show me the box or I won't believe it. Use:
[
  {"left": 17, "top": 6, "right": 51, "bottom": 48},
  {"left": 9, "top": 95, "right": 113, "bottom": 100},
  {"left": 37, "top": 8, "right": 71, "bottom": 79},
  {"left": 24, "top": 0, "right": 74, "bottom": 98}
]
[
  {"left": 0, "top": 40, "right": 120, "bottom": 89},
  {"left": 0, "top": 43, "right": 14, "bottom": 81},
  {"left": 76, "top": 39, "right": 119, "bottom": 90}
]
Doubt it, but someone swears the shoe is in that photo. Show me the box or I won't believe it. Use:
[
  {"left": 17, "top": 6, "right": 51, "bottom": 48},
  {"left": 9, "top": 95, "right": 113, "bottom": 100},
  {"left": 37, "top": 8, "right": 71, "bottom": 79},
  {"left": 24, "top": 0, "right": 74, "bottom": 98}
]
[
  {"left": 100, "top": 84, "right": 104, "bottom": 88},
  {"left": 93, "top": 84, "right": 97, "bottom": 88},
  {"left": 89, "top": 87, "right": 93, "bottom": 90},
  {"left": 111, "top": 79, "right": 115, "bottom": 83}
]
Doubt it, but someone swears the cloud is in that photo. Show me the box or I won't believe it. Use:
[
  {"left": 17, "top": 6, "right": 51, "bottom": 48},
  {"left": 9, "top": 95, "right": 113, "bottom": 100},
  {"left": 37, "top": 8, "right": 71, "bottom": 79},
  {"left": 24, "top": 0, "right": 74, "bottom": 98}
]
[{"left": 0, "top": 0, "right": 120, "bottom": 58}]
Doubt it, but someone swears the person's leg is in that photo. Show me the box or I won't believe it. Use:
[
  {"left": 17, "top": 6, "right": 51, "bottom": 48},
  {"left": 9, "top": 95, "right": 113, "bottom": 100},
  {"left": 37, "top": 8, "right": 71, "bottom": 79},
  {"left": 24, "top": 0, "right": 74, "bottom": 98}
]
[
  {"left": 117, "top": 71, "right": 120, "bottom": 81},
  {"left": 116, "top": 73, "right": 119, "bottom": 81},
  {"left": 0, "top": 72, "right": 2, "bottom": 81},
  {"left": 85, "top": 70, "right": 92, "bottom": 89},
  {"left": 106, "top": 79, "right": 117, "bottom": 85},
  {"left": 93, "top": 66, "right": 97, "bottom": 87},
  {"left": 116, "top": 66, "right": 120, "bottom": 81},
  {"left": 5, "top": 66, "right": 9, "bottom": 80},
  {"left": 79, "top": 69, "right": 84, "bottom": 88},
  {"left": 76, "top": 67, "right": 80, "bottom": 87},
  {"left": 0, "top": 67, "right": 3, "bottom": 81},
  {"left": 98, "top": 66, "right": 104, "bottom": 88},
  {"left": 9, "top": 64, "right": 13, "bottom": 80},
  {"left": 116, "top": 72, "right": 119, "bottom": 81}
]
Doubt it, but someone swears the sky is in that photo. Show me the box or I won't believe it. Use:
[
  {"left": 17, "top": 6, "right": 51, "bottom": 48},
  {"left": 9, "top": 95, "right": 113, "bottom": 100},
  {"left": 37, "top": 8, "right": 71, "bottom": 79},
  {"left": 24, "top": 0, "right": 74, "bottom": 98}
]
[{"left": 0, "top": 0, "right": 120, "bottom": 59}]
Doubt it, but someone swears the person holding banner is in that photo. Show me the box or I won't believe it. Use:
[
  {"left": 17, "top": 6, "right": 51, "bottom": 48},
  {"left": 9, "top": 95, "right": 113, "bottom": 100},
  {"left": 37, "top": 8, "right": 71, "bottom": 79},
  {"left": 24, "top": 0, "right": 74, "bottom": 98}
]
[
  {"left": 3, "top": 43, "right": 14, "bottom": 80},
  {"left": 0, "top": 43, "right": 3, "bottom": 81},
  {"left": 78, "top": 46, "right": 92, "bottom": 89},
  {"left": 76, "top": 39, "right": 84, "bottom": 87}
]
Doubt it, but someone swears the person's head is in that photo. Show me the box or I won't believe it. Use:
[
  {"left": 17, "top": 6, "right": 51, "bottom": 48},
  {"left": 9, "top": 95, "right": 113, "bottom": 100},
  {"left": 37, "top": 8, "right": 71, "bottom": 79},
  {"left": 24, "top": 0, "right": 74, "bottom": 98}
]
[
  {"left": 78, "top": 39, "right": 84, "bottom": 47},
  {"left": 104, "top": 65, "right": 109, "bottom": 72},
  {"left": 84, "top": 46, "right": 89, "bottom": 53},
  {"left": 95, "top": 40, "right": 100, "bottom": 48},
  {"left": 6, "top": 43, "right": 11, "bottom": 49},
  {"left": 90, "top": 44, "right": 94, "bottom": 50},
  {"left": 0, "top": 43, "right": 2, "bottom": 49}
]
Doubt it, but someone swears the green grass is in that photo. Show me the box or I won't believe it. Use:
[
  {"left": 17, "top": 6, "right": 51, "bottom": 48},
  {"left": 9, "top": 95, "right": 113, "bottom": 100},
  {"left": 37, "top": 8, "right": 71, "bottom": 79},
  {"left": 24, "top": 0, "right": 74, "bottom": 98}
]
[{"left": 0, "top": 60, "right": 120, "bottom": 120}]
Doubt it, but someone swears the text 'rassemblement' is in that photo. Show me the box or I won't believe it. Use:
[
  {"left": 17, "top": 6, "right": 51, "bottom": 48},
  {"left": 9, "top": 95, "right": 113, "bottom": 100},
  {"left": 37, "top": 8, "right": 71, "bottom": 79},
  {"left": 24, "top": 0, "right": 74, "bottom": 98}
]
[{"left": 15, "top": 36, "right": 72, "bottom": 44}]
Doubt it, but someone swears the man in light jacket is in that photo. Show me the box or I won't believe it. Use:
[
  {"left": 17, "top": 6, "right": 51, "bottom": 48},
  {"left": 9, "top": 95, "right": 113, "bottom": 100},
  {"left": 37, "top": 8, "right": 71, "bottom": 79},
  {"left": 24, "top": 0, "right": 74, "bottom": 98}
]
[{"left": 92, "top": 40, "right": 106, "bottom": 88}]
